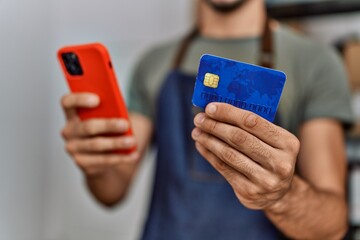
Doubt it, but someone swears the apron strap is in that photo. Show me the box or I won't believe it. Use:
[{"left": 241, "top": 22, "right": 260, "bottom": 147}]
[
  {"left": 259, "top": 18, "right": 274, "bottom": 69},
  {"left": 172, "top": 18, "right": 274, "bottom": 70},
  {"left": 172, "top": 27, "right": 199, "bottom": 69}
]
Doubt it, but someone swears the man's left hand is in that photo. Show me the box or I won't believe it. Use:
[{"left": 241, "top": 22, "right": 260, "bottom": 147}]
[{"left": 192, "top": 103, "right": 300, "bottom": 211}]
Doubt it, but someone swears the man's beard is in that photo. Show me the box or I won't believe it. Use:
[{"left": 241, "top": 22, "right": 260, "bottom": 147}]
[{"left": 204, "top": 0, "right": 248, "bottom": 13}]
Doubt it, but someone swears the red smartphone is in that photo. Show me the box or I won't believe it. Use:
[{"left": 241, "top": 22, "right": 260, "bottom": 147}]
[{"left": 57, "top": 42, "right": 135, "bottom": 153}]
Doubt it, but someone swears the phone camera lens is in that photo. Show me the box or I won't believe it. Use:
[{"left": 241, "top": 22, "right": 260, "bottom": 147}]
[{"left": 61, "top": 52, "right": 83, "bottom": 76}]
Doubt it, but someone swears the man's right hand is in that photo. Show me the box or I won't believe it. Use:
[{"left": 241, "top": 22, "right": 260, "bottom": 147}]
[{"left": 60, "top": 93, "right": 139, "bottom": 177}]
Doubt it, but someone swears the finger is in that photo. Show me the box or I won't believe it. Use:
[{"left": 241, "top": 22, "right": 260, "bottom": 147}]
[
  {"left": 195, "top": 142, "right": 284, "bottom": 210},
  {"left": 61, "top": 93, "right": 99, "bottom": 119},
  {"left": 73, "top": 152, "right": 139, "bottom": 170},
  {"left": 194, "top": 141, "right": 253, "bottom": 193},
  {"left": 62, "top": 118, "right": 129, "bottom": 139},
  {"left": 66, "top": 136, "right": 136, "bottom": 153},
  {"left": 194, "top": 113, "right": 276, "bottom": 170},
  {"left": 205, "top": 103, "right": 293, "bottom": 149},
  {"left": 192, "top": 128, "right": 268, "bottom": 182}
]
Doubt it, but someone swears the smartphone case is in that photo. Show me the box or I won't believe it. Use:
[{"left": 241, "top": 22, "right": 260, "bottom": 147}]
[{"left": 57, "top": 43, "right": 135, "bottom": 153}]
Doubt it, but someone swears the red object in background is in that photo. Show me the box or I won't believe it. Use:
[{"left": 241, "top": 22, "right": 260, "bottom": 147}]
[{"left": 57, "top": 42, "right": 135, "bottom": 154}]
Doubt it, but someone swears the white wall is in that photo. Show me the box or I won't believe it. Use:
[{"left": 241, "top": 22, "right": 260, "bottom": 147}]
[
  {"left": 46, "top": 1, "right": 193, "bottom": 240},
  {"left": 0, "top": 0, "right": 52, "bottom": 239},
  {"left": 1, "top": 1, "right": 360, "bottom": 240},
  {"left": 0, "top": 1, "right": 193, "bottom": 240}
]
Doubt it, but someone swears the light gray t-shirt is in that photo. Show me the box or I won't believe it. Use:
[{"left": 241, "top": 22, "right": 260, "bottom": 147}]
[{"left": 128, "top": 26, "right": 354, "bottom": 135}]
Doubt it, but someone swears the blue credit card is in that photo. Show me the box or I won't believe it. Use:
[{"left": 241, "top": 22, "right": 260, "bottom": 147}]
[{"left": 192, "top": 54, "right": 286, "bottom": 122}]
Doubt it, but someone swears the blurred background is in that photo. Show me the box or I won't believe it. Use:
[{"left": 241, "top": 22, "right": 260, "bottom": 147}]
[{"left": 1, "top": 0, "right": 360, "bottom": 240}]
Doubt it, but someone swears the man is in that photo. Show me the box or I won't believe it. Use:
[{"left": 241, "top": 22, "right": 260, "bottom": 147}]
[{"left": 60, "top": 0, "right": 354, "bottom": 239}]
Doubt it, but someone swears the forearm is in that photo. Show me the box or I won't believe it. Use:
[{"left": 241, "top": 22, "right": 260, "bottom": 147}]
[
  {"left": 86, "top": 113, "right": 153, "bottom": 206},
  {"left": 265, "top": 175, "right": 348, "bottom": 239},
  {"left": 86, "top": 163, "right": 139, "bottom": 207}
]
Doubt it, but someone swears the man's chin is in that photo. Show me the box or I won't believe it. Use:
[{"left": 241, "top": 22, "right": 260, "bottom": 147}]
[{"left": 205, "top": 0, "right": 247, "bottom": 13}]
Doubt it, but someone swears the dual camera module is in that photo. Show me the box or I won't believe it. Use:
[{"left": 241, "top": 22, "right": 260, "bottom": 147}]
[{"left": 61, "top": 52, "right": 83, "bottom": 76}]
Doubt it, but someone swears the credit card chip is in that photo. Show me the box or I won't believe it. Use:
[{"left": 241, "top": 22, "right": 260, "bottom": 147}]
[{"left": 203, "top": 73, "right": 220, "bottom": 88}]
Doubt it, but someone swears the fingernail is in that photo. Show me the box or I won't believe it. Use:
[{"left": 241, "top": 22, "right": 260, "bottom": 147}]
[
  {"left": 192, "top": 128, "right": 201, "bottom": 139},
  {"left": 195, "top": 113, "right": 205, "bottom": 124},
  {"left": 88, "top": 96, "right": 99, "bottom": 105},
  {"left": 207, "top": 104, "right": 217, "bottom": 114}
]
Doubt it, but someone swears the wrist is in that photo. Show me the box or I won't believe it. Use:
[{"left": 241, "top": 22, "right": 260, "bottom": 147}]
[
  {"left": 84, "top": 153, "right": 141, "bottom": 180},
  {"left": 265, "top": 175, "right": 308, "bottom": 214}
]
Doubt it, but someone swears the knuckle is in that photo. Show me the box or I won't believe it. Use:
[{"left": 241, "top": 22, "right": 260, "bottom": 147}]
[
  {"left": 242, "top": 161, "right": 255, "bottom": 177},
  {"left": 244, "top": 186, "right": 258, "bottom": 199},
  {"left": 261, "top": 149, "right": 273, "bottom": 162},
  {"left": 73, "top": 154, "right": 85, "bottom": 168},
  {"left": 292, "top": 138, "right": 301, "bottom": 153},
  {"left": 88, "top": 138, "right": 104, "bottom": 151},
  {"left": 205, "top": 118, "right": 218, "bottom": 132},
  {"left": 65, "top": 142, "right": 75, "bottom": 155},
  {"left": 61, "top": 94, "right": 78, "bottom": 109},
  {"left": 244, "top": 113, "right": 259, "bottom": 128},
  {"left": 285, "top": 135, "right": 300, "bottom": 153},
  {"left": 222, "top": 148, "right": 238, "bottom": 163},
  {"left": 264, "top": 177, "right": 279, "bottom": 192},
  {"left": 83, "top": 122, "right": 96, "bottom": 135},
  {"left": 252, "top": 143, "right": 273, "bottom": 161},
  {"left": 106, "top": 120, "right": 118, "bottom": 132},
  {"left": 61, "top": 127, "right": 69, "bottom": 140},
  {"left": 230, "top": 129, "right": 247, "bottom": 145},
  {"left": 213, "top": 159, "right": 228, "bottom": 172},
  {"left": 111, "top": 138, "right": 122, "bottom": 150},
  {"left": 60, "top": 95, "right": 69, "bottom": 108},
  {"left": 268, "top": 127, "right": 281, "bottom": 142},
  {"left": 278, "top": 161, "right": 294, "bottom": 178}
]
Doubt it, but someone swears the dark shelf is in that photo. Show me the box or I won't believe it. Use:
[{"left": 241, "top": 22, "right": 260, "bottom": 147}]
[{"left": 267, "top": 1, "right": 360, "bottom": 20}]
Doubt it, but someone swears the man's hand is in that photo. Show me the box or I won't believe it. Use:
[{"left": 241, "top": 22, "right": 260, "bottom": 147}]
[
  {"left": 61, "top": 93, "right": 139, "bottom": 177},
  {"left": 191, "top": 103, "right": 300, "bottom": 210}
]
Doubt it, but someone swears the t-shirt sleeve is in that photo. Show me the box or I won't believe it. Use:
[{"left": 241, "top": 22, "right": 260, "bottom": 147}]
[
  {"left": 303, "top": 45, "right": 354, "bottom": 128},
  {"left": 127, "top": 56, "right": 153, "bottom": 121}
]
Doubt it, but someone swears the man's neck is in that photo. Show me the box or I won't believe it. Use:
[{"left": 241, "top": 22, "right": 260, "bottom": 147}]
[{"left": 198, "top": 0, "right": 266, "bottom": 39}]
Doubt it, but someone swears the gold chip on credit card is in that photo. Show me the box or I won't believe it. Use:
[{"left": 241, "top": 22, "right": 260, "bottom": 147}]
[{"left": 203, "top": 73, "right": 220, "bottom": 88}]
